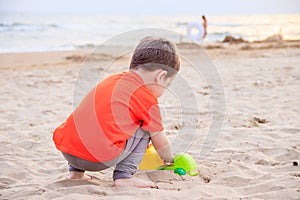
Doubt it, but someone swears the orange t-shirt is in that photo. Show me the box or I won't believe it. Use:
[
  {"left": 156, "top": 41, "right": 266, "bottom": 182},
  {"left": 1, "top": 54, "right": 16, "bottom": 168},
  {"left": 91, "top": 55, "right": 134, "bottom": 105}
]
[{"left": 53, "top": 71, "right": 163, "bottom": 162}]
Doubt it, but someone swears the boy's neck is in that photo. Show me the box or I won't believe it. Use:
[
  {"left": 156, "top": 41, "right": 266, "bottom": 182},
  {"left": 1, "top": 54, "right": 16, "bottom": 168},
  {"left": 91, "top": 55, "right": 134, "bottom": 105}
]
[{"left": 131, "top": 69, "right": 157, "bottom": 85}]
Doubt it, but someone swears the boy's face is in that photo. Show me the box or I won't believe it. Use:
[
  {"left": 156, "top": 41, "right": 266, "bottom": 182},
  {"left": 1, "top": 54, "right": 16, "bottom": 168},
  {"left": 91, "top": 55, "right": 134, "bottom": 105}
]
[{"left": 150, "top": 71, "right": 175, "bottom": 98}]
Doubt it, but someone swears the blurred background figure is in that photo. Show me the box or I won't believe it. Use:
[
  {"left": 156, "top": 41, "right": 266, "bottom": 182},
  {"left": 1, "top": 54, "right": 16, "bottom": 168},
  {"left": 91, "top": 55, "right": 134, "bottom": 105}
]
[
  {"left": 202, "top": 15, "right": 207, "bottom": 39},
  {"left": 186, "top": 15, "right": 207, "bottom": 41}
]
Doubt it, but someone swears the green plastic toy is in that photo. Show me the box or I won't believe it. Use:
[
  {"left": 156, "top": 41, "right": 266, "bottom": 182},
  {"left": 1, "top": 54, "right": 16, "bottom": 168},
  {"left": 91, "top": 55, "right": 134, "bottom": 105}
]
[{"left": 158, "top": 153, "right": 198, "bottom": 176}]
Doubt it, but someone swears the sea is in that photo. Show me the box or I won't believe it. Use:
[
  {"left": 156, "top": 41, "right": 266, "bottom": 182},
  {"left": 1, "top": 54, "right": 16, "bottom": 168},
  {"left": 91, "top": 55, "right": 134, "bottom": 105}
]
[{"left": 0, "top": 12, "right": 299, "bottom": 53}]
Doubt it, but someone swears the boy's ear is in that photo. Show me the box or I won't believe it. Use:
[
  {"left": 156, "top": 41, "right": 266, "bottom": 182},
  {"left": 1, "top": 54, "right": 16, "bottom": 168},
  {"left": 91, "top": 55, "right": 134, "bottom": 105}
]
[{"left": 156, "top": 70, "right": 168, "bottom": 84}]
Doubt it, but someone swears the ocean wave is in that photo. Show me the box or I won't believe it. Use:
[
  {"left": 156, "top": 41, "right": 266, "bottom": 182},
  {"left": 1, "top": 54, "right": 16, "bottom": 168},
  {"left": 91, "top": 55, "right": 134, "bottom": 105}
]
[
  {"left": 209, "top": 32, "right": 243, "bottom": 38},
  {"left": 209, "top": 31, "right": 232, "bottom": 36},
  {"left": 76, "top": 44, "right": 97, "bottom": 49},
  {"left": 0, "top": 43, "right": 123, "bottom": 53},
  {"left": 0, "top": 22, "right": 61, "bottom": 32},
  {"left": 209, "top": 23, "right": 273, "bottom": 27},
  {"left": 176, "top": 22, "right": 274, "bottom": 28},
  {"left": 0, "top": 45, "right": 76, "bottom": 53},
  {"left": 176, "top": 22, "right": 249, "bottom": 27},
  {"left": 0, "top": 22, "right": 111, "bottom": 32},
  {"left": 175, "top": 22, "right": 188, "bottom": 26}
]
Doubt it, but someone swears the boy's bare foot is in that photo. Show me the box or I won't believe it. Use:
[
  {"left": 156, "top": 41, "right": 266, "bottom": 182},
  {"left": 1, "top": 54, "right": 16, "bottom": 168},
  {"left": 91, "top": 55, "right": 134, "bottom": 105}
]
[
  {"left": 68, "top": 171, "right": 91, "bottom": 180},
  {"left": 113, "top": 177, "right": 155, "bottom": 188}
]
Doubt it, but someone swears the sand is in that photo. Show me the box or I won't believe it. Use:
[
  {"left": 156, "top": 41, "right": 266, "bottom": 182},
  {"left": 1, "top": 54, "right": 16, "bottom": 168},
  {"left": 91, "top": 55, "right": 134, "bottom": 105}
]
[{"left": 0, "top": 40, "right": 299, "bottom": 199}]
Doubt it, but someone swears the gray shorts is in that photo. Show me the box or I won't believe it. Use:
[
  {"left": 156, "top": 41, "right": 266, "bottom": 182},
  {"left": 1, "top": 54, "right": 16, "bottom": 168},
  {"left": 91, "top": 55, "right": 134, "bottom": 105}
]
[{"left": 62, "top": 127, "right": 150, "bottom": 180}]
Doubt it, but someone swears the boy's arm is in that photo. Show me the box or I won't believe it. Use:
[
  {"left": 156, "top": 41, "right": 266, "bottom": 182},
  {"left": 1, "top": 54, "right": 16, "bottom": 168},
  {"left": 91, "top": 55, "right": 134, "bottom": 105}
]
[{"left": 150, "top": 131, "right": 173, "bottom": 163}]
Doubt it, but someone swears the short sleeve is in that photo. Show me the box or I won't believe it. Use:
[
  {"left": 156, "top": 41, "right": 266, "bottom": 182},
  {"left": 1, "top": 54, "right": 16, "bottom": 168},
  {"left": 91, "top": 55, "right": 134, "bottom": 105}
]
[{"left": 138, "top": 103, "right": 163, "bottom": 132}]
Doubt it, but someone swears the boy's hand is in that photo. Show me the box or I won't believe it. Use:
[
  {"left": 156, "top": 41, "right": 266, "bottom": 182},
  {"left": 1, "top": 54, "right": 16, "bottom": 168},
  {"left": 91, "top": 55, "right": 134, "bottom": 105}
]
[
  {"left": 164, "top": 161, "right": 174, "bottom": 166},
  {"left": 159, "top": 162, "right": 174, "bottom": 169}
]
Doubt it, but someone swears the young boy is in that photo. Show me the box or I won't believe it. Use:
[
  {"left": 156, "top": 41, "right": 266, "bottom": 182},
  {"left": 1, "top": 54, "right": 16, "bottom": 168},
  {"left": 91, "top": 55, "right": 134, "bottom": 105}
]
[{"left": 53, "top": 36, "right": 180, "bottom": 188}]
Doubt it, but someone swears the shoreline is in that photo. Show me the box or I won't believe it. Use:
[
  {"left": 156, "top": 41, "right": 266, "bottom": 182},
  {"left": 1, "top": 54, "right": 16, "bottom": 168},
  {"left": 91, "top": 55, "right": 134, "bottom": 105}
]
[
  {"left": 1, "top": 39, "right": 300, "bottom": 67},
  {"left": 1, "top": 35, "right": 300, "bottom": 55}
]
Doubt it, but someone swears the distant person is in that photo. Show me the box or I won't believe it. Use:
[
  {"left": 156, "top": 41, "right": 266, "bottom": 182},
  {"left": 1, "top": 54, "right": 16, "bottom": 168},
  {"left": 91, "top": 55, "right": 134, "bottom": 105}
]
[
  {"left": 186, "top": 15, "right": 207, "bottom": 41},
  {"left": 202, "top": 15, "right": 207, "bottom": 39},
  {"left": 53, "top": 37, "right": 180, "bottom": 188}
]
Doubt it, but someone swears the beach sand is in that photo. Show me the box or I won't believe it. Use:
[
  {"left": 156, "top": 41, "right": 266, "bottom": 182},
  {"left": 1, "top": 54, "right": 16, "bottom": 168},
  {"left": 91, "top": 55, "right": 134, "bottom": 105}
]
[{"left": 1, "top": 40, "right": 299, "bottom": 199}]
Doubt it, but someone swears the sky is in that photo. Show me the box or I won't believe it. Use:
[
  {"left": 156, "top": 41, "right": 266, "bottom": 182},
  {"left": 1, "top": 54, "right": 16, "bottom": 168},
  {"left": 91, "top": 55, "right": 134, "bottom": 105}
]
[{"left": 0, "top": 0, "right": 299, "bottom": 15}]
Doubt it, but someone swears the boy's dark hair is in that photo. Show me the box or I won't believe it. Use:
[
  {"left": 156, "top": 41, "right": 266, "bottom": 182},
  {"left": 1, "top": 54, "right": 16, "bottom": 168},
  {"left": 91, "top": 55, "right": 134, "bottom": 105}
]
[{"left": 130, "top": 36, "right": 180, "bottom": 78}]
